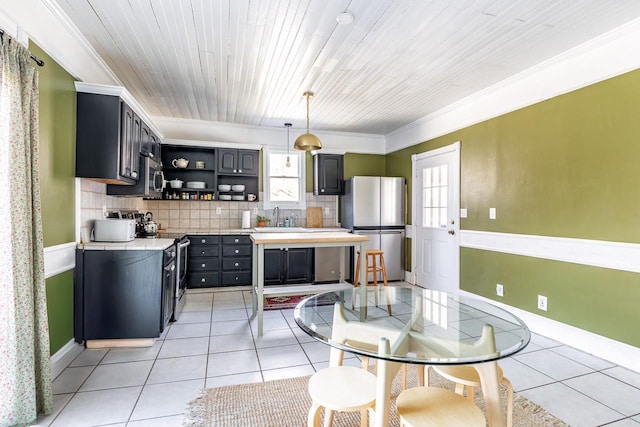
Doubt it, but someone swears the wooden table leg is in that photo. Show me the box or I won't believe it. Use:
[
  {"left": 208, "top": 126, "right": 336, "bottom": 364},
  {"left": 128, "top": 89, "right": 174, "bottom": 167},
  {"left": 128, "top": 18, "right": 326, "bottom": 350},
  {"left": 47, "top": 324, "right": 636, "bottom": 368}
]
[{"left": 474, "top": 360, "right": 505, "bottom": 427}]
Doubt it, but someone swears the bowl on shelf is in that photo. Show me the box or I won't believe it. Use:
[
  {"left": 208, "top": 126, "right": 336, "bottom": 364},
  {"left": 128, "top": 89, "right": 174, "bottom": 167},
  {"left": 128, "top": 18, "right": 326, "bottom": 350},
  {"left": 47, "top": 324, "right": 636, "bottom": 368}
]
[
  {"left": 218, "top": 184, "right": 231, "bottom": 192},
  {"left": 231, "top": 195, "right": 245, "bottom": 201},
  {"left": 168, "top": 179, "right": 183, "bottom": 189},
  {"left": 219, "top": 195, "right": 232, "bottom": 201},
  {"left": 186, "top": 181, "right": 206, "bottom": 189},
  {"left": 231, "top": 184, "right": 245, "bottom": 192}
]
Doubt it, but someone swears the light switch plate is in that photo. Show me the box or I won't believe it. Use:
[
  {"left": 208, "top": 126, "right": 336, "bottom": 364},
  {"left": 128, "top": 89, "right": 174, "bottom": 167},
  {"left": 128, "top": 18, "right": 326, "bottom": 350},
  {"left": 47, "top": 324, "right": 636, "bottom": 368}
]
[
  {"left": 460, "top": 208, "right": 468, "bottom": 218},
  {"left": 489, "top": 207, "right": 497, "bottom": 219},
  {"left": 216, "top": 207, "right": 222, "bottom": 215}
]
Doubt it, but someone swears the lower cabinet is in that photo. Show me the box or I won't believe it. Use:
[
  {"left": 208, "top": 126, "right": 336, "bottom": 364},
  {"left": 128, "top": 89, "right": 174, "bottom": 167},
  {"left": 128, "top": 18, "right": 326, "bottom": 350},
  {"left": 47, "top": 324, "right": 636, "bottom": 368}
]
[
  {"left": 185, "top": 234, "right": 252, "bottom": 288},
  {"left": 264, "top": 248, "right": 314, "bottom": 285},
  {"left": 74, "top": 249, "right": 164, "bottom": 342},
  {"left": 187, "top": 235, "right": 220, "bottom": 288}
]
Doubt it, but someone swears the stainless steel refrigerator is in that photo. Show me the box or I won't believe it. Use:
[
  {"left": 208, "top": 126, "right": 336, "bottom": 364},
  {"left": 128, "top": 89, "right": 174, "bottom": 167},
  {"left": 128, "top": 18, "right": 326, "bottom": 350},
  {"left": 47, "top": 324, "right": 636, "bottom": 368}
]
[{"left": 341, "top": 176, "right": 405, "bottom": 281}]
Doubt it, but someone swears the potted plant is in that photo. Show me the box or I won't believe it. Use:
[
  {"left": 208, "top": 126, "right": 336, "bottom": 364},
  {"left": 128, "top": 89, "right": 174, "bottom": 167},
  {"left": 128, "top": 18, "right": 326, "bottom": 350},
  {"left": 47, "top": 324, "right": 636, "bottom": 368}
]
[{"left": 256, "top": 215, "right": 271, "bottom": 227}]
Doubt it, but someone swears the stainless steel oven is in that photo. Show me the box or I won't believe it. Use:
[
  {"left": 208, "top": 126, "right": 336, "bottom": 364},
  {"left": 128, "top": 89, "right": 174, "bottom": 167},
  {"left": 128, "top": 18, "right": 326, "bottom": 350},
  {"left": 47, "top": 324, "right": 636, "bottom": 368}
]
[{"left": 172, "top": 236, "right": 191, "bottom": 321}]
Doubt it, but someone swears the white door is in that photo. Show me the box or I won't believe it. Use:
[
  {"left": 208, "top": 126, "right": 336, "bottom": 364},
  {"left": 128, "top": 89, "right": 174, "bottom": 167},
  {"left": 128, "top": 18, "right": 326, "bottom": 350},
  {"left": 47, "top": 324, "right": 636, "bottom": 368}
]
[{"left": 412, "top": 142, "right": 460, "bottom": 292}]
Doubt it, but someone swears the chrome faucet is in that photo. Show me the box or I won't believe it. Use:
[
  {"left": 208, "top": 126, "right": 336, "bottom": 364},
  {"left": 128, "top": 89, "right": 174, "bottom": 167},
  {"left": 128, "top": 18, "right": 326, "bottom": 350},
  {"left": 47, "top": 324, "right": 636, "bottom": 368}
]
[{"left": 273, "top": 206, "right": 280, "bottom": 227}]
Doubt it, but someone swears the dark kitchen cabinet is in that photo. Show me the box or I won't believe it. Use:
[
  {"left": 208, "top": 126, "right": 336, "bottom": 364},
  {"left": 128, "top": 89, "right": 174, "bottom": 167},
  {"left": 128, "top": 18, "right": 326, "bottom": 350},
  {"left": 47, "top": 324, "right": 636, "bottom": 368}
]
[
  {"left": 314, "top": 154, "right": 344, "bottom": 195},
  {"left": 74, "top": 249, "right": 164, "bottom": 342},
  {"left": 76, "top": 92, "right": 142, "bottom": 184},
  {"left": 220, "top": 235, "right": 252, "bottom": 286},
  {"left": 218, "top": 148, "right": 259, "bottom": 176},
  {"left": 264, "top": 248, "right": 314, "bottom": 285},
  {"left": 141, "top": 121, "right": 162, "bottom": 160},
  {"left": 187, "top": 235, "right": 220, "bottom": 288}
]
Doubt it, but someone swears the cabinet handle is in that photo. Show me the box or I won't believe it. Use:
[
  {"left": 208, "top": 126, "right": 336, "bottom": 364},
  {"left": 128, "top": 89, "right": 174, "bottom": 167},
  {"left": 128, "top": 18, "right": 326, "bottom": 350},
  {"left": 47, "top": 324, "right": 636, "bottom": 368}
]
[
  {"left": 234, "top": 262, "right": 239, "bottom": 267},
  {"left": 233, "top": 169, "right": 237, "bottom": 173},
  {"left": 234, "top": 249, "right": 239, "bottom": 254},
  {"left": 201, "top": 278, "right": 206, "bottom": 283},
  {"left": 234, "top": 238, "right": 239, "bottom": 243},
  {"left": 235, "top": 276, "right": 239, "bottom": 281},
  {"left": 238, "top": 169, "right": 242, "bottom": 173},
  {"left": 201, "top": 251, "right": 206, "bottom": 255},
  {"left": 132, "top": 171, "right": 138, "bottom": 178},
  {"left": 201, "top": 239, "right": 206, "bottom": 244},
  {"left": 201, "top": 263, "right": 206, "bottom": 268},
  {"left": 321, "top": 189, "right": 325, "bottom": 192}
]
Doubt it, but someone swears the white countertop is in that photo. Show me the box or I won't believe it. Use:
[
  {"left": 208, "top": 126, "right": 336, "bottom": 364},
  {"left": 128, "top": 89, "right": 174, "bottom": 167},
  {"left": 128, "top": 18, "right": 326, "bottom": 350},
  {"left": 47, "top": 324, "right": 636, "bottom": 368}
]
[
  {"left": 159, "top": 227, "right": 348, "bottom": 238},
  {"left": 78, "top": 238, "right": 176, "bottom": 251}
]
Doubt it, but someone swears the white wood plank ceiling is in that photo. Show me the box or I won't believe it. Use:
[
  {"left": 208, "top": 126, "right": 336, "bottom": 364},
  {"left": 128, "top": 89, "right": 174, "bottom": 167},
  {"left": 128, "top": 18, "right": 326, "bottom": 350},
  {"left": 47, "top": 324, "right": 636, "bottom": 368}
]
[{"left": 55, "top": 0, "right": 640, "bottom": 135}]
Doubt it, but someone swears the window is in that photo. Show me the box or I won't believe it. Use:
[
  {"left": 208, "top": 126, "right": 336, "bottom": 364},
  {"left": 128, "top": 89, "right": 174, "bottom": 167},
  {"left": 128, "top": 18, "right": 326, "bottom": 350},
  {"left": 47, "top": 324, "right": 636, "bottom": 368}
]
[
  {"left": 262, "top": 147, "right": 306, "bottom": 210},
  {"left": 422, "top": 164, "right": 448, "bottom": 228}
]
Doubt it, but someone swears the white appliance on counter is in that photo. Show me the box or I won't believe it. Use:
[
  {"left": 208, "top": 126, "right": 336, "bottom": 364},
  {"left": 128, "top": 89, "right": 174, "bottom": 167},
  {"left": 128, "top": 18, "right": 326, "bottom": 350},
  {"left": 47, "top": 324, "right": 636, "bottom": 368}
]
[
  {"left": 341, "top": 176, "right": 405, "bottom": 281},
  {"left": 92, "top": 219, "right": 136, "bottom": 242}
]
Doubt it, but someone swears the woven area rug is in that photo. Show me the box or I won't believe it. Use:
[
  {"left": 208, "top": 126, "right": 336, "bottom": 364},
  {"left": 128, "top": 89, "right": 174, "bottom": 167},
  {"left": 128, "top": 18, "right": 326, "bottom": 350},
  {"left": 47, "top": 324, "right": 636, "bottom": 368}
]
[
  {"left": 183, "top": 366, "right": 568, "bottom": 427},
  {"left": 263, "top": 291, "right": 341, "bottom": 310}
]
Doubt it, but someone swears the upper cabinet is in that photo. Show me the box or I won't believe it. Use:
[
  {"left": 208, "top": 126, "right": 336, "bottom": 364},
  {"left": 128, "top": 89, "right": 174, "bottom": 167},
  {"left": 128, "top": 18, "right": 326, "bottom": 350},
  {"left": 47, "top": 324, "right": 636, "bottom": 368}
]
[
  {"left": 218, "top": 149, "right": 259, "bottom": 176},
  {"left": 314, "top": 154, "right": 344, "bottom": 195},
  {"left": 75, "top": 83, "right": 162, "bottom": 185}
]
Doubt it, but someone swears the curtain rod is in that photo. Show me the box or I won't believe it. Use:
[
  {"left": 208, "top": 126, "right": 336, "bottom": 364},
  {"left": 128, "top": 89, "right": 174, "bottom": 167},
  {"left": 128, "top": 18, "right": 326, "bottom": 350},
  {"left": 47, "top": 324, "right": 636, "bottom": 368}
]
[{"left": 0, "top": 29, "right": 45, "bottom": 67}]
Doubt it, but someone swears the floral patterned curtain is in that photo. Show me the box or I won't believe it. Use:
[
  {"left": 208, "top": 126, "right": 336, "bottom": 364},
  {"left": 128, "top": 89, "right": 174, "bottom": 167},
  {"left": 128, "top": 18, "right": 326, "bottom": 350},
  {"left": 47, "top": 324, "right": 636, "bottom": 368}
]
[{"left": 0, "top": 34, "right": 53, "bottom": 426}]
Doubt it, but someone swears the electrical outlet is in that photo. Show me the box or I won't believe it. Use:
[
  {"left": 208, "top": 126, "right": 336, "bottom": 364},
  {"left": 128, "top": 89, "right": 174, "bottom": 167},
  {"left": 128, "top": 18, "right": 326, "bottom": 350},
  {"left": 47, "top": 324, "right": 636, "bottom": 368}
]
[
  {"left": 252, "top": 207, "right": 258, "bottom": 214},
  {"left": 496, "top": 284, "right": 504, "bottom": 297},
  {"left": 538, "top": 295, "right": 548, "bottom": 311},
  {"left": 102, "top": 205, "right": 107, "bottom": 217},
  {"left": 324, "top": 207, "right": 330, "bottom": 215},
  {"left": 489, "top": 207, "right": 497, "bottom": 219},
  {"left": 216, "top": 207, "right": 222, "bottom": 215}
]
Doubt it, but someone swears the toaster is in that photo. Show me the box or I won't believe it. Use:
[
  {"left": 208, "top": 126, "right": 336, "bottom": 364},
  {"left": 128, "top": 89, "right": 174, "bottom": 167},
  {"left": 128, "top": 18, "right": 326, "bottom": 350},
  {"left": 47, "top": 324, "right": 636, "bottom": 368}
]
[{"left": 92, "top": 219, "right": 137, "bottom": 242}]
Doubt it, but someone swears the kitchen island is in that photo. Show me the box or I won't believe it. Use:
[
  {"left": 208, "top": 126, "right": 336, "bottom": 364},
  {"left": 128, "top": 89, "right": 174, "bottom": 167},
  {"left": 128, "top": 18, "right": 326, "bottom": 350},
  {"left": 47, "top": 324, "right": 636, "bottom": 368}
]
[{"left": 250, "top": 231, "right": 368, "bottom": 336}]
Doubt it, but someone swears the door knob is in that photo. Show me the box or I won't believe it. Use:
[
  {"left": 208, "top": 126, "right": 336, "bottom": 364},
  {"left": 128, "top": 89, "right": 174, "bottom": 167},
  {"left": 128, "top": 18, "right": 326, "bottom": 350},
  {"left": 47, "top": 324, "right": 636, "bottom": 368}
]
[{"left": 448, "top": 230, "right": 455, "bottom": 235}]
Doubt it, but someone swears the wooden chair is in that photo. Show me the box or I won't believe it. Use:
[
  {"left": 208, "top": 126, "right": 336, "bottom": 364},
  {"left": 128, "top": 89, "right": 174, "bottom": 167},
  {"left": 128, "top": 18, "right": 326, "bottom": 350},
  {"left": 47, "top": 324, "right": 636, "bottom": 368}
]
[
  {"left": 307, "top": 365, "right": 377, "bottom": 427},
  {"left": 353, "top": 249, "right": 392, "bottom": 315},
  {"left": 433, "top": 364, "right": 514, "bottom": 427},
  {"left": 396, "top": 386, "right": 486, "bottom": 426}
]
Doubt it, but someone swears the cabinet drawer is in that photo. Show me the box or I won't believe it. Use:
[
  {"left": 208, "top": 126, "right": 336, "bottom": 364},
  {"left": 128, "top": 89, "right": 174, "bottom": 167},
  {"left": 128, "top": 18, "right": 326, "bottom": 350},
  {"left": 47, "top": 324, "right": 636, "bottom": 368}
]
[
  {"left": 222, "top": 245, "right": 252, "bottom": 257},
  {"left": 188, "top": 272, "right": 220, "bottom": 288},
  {"left": 221, "top": 271, "right": 252, "bottom": 286},
  {"left": 188, "top": 258, "right": 219, "bottom": 272},
  {"left": 222, "top": 257, "right": 251, "bottom": 271},
  {"left": 190, "top": 235, "right": 220, "bottom": 246},
  {"left": 189, "top": 246, "right": 219, "bottom": 257},
  {"left": 222, "top": 235, "right": 251, "bottom": 245}
]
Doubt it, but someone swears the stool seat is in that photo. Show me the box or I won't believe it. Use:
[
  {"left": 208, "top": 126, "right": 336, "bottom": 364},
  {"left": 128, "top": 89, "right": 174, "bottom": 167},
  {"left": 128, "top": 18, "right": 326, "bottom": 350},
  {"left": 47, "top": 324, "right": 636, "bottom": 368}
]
[
  {"left": 434, "top": 364, "right": 514, "bottom": 427},
  {"left": 308, "top": 366, "right": 377, "bottom": 427},
  {"left": 396, "top": 386, "right": 486, "bottom": 426}
]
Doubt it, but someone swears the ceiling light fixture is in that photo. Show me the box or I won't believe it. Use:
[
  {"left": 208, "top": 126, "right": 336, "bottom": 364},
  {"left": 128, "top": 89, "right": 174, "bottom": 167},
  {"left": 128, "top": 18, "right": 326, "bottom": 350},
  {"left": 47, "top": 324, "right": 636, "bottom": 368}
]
[
  {"left": 336, "top": 12, "right": 354, "bottom": 25},
  {"left": 294, "top": 91, "right": 322, "bottom": 151},
  {"left": 284, "top": 122, "right": 292, "bottom": 167}
]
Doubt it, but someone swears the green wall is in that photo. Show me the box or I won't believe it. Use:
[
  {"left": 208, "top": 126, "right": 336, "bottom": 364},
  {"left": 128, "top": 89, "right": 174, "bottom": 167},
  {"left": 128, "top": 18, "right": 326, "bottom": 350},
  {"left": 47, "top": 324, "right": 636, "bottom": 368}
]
[
  {"left": 386, "top": 68, "right": 640, "bottom": 347},
  {"left": 31, "top": 43, "right": 77, "bottom": 354}
]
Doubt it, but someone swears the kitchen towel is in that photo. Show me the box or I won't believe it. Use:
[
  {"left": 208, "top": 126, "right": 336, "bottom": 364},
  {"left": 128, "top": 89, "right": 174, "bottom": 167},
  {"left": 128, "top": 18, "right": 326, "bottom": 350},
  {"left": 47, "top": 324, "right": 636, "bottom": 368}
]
[{"left": 242, "top": 210, "right": 251, "bottom": 229}]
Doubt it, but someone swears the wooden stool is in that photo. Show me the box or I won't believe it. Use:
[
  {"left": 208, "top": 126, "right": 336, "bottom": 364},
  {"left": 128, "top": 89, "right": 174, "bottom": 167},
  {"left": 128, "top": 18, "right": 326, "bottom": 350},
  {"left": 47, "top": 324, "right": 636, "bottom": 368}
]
[
  {"left": 396, "top": 386, "right": 486, "bottom": 427},
  {"left": 307, "top": 366, "right": 377, "bottom": 427},
  {"left": 353, "top": 249, "right": 392, "bottom": 315},
  {"left": 434, "top": 364, "right": 514, "bottom": 427}
]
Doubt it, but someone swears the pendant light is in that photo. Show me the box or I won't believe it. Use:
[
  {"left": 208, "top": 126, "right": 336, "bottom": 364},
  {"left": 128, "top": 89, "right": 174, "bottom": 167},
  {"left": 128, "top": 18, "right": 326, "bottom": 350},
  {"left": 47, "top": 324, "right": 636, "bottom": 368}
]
[
  {"left": 294, "top": 91, "right": 322, "bottom": 151},
  {"left": 284, "top": 122, "right": 292, "bottom": 167}
]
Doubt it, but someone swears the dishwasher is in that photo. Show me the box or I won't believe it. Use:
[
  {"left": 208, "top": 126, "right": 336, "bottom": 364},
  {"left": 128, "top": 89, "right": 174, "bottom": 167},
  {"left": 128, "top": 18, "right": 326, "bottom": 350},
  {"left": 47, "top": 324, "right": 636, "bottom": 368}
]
[{"left": 314, "top": 247, "right": 345, "bottom": 283}]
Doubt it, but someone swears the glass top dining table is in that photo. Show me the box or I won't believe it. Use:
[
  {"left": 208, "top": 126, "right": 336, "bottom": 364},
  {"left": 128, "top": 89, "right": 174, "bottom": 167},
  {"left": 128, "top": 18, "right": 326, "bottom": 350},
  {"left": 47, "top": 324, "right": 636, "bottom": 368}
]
[{"left": 294, "top": 285, "right": 531, "bottom": 427}]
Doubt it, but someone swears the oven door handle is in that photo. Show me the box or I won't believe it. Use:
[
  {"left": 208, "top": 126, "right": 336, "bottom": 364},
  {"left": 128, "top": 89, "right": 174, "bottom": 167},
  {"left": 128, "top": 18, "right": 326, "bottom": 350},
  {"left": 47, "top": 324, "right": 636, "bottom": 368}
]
[{"left": 178, "top": 239, "right": 191, "bottom": 249}]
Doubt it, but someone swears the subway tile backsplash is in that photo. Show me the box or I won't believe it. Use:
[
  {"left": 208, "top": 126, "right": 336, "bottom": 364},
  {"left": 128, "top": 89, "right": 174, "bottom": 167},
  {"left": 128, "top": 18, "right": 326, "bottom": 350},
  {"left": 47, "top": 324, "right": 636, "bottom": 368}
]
[{"left": 79, "top": 178, "right": 339, "bottom": 240}]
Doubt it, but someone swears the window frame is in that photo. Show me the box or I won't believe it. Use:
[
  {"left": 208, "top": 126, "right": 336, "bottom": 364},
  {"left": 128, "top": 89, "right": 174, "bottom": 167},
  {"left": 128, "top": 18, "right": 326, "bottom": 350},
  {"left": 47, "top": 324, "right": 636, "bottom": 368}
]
[{"left": 262, "top": 146, "right": 306, "bottom": 210}]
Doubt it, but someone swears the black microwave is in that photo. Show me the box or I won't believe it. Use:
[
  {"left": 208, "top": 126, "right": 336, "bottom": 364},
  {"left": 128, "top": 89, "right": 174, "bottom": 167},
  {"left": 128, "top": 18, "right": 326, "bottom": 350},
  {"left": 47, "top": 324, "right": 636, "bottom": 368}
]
[{"left": 107, "top": 155, "right": 165, "bottom": 198}]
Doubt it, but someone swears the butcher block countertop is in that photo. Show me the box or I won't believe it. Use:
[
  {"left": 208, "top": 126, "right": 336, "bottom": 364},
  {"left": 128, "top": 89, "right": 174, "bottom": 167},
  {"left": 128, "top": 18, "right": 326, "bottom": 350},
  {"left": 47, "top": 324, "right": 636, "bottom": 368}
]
[{"left": 250, "top": 231, "right": 367, "bottom": 245}]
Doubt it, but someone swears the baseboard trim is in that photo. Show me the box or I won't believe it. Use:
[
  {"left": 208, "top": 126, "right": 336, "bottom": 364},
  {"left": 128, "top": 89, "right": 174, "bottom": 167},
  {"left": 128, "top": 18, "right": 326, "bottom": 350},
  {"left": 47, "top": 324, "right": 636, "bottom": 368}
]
[
  {"left": 50, "top": 339, "right": 83, "bottom": 379},
  {"left": 459, "top": 290, "right": 640, "bottom": 373}
]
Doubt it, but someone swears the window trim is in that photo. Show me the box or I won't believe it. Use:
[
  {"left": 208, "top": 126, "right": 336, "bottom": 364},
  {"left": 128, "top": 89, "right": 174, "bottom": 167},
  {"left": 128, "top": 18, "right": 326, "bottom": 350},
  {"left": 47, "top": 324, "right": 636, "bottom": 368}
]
[{"left": 262, "top": 146, "right": 306, "bottom": 210}]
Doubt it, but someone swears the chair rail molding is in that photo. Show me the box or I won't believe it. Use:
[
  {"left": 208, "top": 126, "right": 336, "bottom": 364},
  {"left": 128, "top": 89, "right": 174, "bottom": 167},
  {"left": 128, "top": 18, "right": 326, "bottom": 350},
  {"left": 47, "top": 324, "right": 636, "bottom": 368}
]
[
  {"left": 460, "top": 230, "right": 640, "bottom": 274},
  {"left": 44, "top": 241, "right": 76, "bottom": 279}
]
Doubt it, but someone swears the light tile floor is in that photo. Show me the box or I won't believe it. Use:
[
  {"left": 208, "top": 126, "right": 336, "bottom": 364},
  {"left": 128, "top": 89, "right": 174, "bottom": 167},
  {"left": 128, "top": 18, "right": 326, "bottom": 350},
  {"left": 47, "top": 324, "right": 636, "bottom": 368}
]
[{"left": 35, "top": 287, "right": 640, "bottom": 426}]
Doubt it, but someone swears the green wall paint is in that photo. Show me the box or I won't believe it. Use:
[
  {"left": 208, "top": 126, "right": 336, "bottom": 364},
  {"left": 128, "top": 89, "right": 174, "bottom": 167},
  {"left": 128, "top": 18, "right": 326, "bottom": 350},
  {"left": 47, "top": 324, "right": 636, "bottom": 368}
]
[
  {"left": 344, "top": 153, "right": 386, "bottom": 178},
  {"left": 31, "top": 43, "right": 77, "bottom": 354},
  {"left": 461, "top": 248, "right": 640, "bottom": 346},
  {"left": 388, "top": 68, "right": 640, "bottom": 346},
  {"left": 45, "top": 271, "right": 75, "bottom": 353}
]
